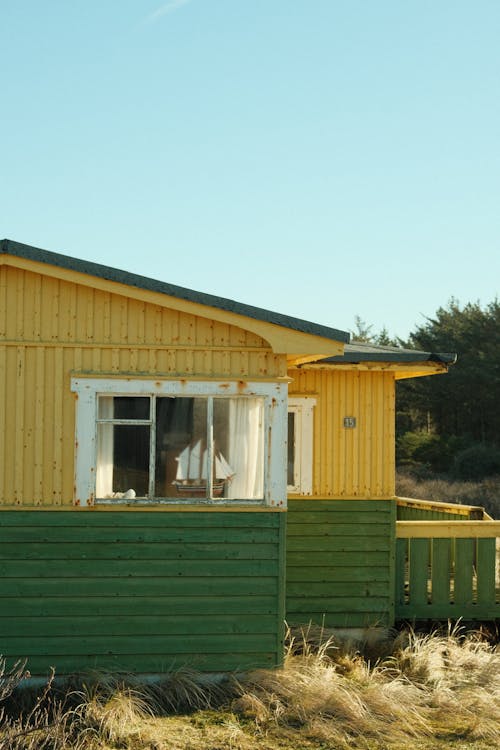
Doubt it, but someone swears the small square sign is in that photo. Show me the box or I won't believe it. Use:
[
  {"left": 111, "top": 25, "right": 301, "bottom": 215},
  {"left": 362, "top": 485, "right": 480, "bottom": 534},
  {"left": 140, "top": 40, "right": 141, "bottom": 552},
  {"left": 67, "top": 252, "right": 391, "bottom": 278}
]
[{"left": 343, "top": 416, "right": 356, "bottom": 428}]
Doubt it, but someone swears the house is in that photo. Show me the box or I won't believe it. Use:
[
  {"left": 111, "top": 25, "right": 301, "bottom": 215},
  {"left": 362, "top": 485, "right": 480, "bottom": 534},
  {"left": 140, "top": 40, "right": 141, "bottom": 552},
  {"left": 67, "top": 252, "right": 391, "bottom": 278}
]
[{"left": 1, "top": 239, "right": 498, "bottom": 677}]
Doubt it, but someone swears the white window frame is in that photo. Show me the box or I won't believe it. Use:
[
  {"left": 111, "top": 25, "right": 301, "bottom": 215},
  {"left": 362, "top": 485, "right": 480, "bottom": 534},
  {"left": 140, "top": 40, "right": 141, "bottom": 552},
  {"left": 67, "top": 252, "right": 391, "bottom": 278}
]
[
  {"left": 287, "top": 397, "right": 316, "bottom": 495},
  {"left": 71, "top": 378, "right": 287, "bottom": 508}
]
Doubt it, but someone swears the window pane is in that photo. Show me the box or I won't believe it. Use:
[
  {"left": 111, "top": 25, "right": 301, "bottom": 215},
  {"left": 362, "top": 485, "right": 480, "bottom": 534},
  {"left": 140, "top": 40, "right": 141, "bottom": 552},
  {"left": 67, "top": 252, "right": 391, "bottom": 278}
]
[
  {"left": 155, "top": 397, "right": 208, "bottom": 497},
  {"left": 96, "top": 424, "right": 149, "bottom": 497},
  {"left": 287, "top": 411, "right": 295, "bottom": 486},
  {"left": 98, "top": 396, "right": 149, "bottom": 420},
  {"left": 221, "top": 398, "right": 264, "bottom": 500}
]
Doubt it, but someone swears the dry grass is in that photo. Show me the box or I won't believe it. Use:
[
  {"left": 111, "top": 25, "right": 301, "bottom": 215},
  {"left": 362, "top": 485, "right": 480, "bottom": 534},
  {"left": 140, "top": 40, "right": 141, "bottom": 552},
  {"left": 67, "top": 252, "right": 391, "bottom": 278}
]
[{"left": 1, "top": 625, "right": 500, "bottom": 749}]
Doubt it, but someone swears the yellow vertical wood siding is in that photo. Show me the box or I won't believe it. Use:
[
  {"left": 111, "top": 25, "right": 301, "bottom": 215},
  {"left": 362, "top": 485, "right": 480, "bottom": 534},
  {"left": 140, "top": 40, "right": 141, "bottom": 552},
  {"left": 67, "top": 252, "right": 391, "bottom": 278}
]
[
  {"left": 288, "top": 368, "right": 396, "bottom": 498},
  {"left": 0, "top": 265, "right": 285, "bottom": 507}
]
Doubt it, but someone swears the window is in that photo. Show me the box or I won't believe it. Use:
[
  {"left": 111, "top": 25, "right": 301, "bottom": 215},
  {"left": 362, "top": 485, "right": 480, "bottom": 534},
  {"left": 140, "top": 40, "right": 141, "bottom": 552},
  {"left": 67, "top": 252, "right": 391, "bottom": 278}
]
[
  {"left": 71, "top": 379, "right": 287, "bottom": 507},
  {"left": 287, "top": 397, "right": 316, "bottom": 495}
]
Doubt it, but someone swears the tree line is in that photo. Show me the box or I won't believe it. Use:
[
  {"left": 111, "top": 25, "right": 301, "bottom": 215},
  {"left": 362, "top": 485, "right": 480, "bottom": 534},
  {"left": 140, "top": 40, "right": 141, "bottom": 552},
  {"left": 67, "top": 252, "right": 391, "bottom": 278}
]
[{"left": 353, "top": 300, "right": 500, "bottom": 480}]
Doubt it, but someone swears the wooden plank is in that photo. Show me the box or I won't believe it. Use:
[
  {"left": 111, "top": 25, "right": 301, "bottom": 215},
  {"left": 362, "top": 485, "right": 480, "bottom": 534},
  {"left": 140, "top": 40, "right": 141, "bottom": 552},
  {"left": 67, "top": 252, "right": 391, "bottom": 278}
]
[
  {"left": 476, "top": 538, "right": 497, "bottom": 607},
  {"left": 0, "top": 526, "right": 280, "bottom": 544},
  {"left": 287, "top": 565, "right": 389, "bottom": 596},
  {"left": 396, "top": 603, "right": 500, "bottom": 621},
  {"left": 0, "top": 541, "right": 279, "bottom": 561},
  {"left": 286, "top": 536, "right": 390, "bottom": 552},
  {"left": 396, "top": 497, "right": 475, "bottom": 517},
  {"left": 0, "top": 511, "right": 282, "bottom": 528},
  {"left": 408, "top": 539, "right": 429, "bottom": 606},
  {"left": 0, "top": 558, "right": 276, "bottom": 578},
  {"left": 1, "top": 633, "right": 278, "bottom": 656},
  {"left": 0, "top": 595, "right": 278, "bottom": 617},
  {"left": 395, "top": 538, "right": 407, "bottom": 607},
  {"left": 0, "top": 614, "right": 278, "bottom": 638},
  {"left": 454, "top": 539, "right": 474, "bottom": 606},
  {"left": 286, "top": 612, "right": 380, "bottom": 628},
  {"left": 288, "top": 499, "right": 392, "bottom": 511},
  {"left": 287, "top": 551, "right": 389, "bottom": 567},
  {"left": 387, "top": 496, "right": 396, "bottom": 627},
  {"left": 287, "top": 520, "right": 390, "bottom": 534},
  {"left": 431, "top": 539, "right": 451, "bottom": 605},
  {"left": 397, "top": 521, "right": 500, "bottom": 539},
  {"left": 286, "top": 597, "right": 390, "bottom": 613},
  {"left": 398, "top": 507, "right": 467, "bottom": 521},
  {"left": 0, "top": 576, "right": 280, "bottom": 597},
  {"left": 2, "top": 651, "right": 277, "bottom": 675},
  {"left": 276, "top": 511, "right": 286, "bottom": 666},
  {"left": 286, "top": 581, "right": 391, "bottom": 597}
]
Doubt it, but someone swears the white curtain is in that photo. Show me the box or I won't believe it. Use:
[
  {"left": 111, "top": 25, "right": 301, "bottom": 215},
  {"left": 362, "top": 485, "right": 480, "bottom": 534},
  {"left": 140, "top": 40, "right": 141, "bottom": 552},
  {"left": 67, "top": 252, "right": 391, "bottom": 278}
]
[
  {"left": 96, "top": 396, "right": 114, "bottom": 497},
  {"left": 227, "top": 398, "right": 264, "bottom": 499}
]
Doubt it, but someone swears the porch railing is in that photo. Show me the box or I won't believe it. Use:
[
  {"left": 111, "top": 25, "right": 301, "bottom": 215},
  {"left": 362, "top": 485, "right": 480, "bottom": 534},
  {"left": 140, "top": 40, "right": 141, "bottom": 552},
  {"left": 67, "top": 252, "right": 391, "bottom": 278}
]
[{"left": 395, "top": 520, "right": 500, "bottom": 621}]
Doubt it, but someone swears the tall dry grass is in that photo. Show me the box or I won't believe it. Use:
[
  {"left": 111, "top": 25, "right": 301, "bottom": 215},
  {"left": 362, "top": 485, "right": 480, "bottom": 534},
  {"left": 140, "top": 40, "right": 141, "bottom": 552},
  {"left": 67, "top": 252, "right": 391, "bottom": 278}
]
[{"left": 1, "top": 625, "right": 499, "bottom": 749}]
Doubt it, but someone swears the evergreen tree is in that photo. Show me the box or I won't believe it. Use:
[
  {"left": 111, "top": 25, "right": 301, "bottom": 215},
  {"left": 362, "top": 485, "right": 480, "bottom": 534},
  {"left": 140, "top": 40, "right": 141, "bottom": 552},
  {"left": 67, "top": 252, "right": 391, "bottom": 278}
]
[{"left": 397, "top": 298, "right": 500, "bottom": 461}]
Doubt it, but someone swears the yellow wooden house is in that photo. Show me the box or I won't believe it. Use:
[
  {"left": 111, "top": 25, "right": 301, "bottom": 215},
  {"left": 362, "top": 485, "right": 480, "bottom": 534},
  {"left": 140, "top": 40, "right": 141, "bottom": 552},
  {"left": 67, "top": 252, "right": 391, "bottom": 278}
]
[{"left": 0, "top": 239, "right": 498, "bottom": 676}]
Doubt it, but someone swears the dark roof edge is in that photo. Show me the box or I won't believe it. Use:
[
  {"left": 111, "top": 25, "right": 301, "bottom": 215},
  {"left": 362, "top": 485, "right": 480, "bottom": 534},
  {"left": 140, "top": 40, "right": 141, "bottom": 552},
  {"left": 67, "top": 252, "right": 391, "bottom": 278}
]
[
  {"left": 1, "top": 239, "right": 350, "bottom": 344},
  {"left": 313, "top": 342, "right": 456, "bottom": 366}
]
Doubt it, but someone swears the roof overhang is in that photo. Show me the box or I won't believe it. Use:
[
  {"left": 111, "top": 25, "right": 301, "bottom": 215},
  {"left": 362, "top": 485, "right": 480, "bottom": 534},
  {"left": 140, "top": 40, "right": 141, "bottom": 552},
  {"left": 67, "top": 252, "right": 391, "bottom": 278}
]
[
  {"left": 294, "top": 342, "right": 456, "bottom": 378},
  {"left": 1, "top": 240, "right": 348, "bottom": 360}
]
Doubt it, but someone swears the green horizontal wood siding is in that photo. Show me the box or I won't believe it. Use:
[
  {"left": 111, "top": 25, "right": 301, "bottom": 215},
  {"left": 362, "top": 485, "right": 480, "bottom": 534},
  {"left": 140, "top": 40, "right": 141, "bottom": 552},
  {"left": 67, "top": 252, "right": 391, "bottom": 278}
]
[
  {"left": 0, "top": 511, "right": 285, "bottom": 675},
  {"left": 286, "top": 500, "right": 396, "bottom": 628},
  {"left": 395, "top": 534, "right": 499, "bottom": 621}
]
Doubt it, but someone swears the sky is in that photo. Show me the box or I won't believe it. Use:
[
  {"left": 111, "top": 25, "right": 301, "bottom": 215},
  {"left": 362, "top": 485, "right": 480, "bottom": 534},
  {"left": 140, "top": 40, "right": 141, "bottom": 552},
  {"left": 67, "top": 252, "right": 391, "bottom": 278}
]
[{"left": 1, "top": 1, "right": 500, "bottom": 342}]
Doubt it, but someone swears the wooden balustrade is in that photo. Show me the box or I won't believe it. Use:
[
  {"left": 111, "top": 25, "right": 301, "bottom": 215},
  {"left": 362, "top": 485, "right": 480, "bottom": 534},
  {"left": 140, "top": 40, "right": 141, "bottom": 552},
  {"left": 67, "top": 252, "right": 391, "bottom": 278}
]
[{"left": 395, "top": 521, "right": 500, "bottom": 621}]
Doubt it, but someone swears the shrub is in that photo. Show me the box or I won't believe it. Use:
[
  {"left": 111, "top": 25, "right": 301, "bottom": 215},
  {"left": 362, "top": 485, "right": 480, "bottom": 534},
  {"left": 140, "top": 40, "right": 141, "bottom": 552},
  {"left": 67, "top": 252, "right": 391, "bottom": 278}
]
[
  {"left": 453, "top": 443, "right": 500, "bottom": 481},
  {"left": 396, "top": 432, "right": 463, "bottom": 473}
]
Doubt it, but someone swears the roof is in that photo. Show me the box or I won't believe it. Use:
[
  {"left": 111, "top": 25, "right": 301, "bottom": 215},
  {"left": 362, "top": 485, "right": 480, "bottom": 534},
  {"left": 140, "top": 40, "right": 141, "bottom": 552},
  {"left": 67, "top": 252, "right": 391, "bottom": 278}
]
[
  {"left": 318, "top": 341, "right": 456, "bottom": 366},
  {"left": 1, "top": 239, "right": 350, "bottom": 345}
]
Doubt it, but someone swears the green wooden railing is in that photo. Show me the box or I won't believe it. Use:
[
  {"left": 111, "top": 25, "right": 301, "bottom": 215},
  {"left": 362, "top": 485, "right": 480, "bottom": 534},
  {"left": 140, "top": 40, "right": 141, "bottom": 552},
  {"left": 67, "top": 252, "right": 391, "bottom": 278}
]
[{"left": 396, "top": 521, "right": 500, "bottom": 621}]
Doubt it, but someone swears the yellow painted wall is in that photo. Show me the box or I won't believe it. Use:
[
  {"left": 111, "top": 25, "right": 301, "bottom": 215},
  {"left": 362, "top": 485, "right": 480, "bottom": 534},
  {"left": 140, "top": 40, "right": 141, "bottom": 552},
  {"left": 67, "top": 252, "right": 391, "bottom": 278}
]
[
  {"left": 0, "top": 265, "right": 285, "bottom": 507},
  {"left": 288, "top": 367, "right": 396, "bottom": 498}
]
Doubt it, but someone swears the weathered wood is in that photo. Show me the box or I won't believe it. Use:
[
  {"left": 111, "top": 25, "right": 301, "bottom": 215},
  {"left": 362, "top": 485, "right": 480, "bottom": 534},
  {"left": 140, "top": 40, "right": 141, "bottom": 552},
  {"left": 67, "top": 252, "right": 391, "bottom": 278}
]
[
  {"left": 397, "top": 520, "right": 500, "bottom": 538},
  {"left": 286, "top": 551, "right": 390, "bottom": 567},
  {"left": 0, "top": 614, "right": 278, "bottom": 638},
  {"left": 286, "top": 581, "right": 390, "bottom": 597},
  {"left": 395, "top": 524, "right": 499, "bottom": 621},
  {"left": 454, "top": 539, "right": 474, "bottom": 606},
  {"left": 0, "top": 595, "right": 278, "bottom": 617},
  {"left": 0, "top": 576, "right": 280, "bottom": 597},
  {"left": 286, "top": 499, "right": 395, "bottom": 627},
  {"left": 476, "top": 538, "right": 497, "bottom": 606},
  {"left": 0, "top": 541, "right": 279, "bottom": 560},
  {"left": 395, "top": 538, "right": 407, "bottom": 607},
  {"left": 286, "top": 536, "right": 390, "bottom": 552},
  {"left": 408, "top": 539, "right": 429, "bottom": 606},
  {"left": 0, "top": 511, "right": 285, "bottom": 674},
  {"left": 431, "top": 538, "right": 451, "bottom": 605}
]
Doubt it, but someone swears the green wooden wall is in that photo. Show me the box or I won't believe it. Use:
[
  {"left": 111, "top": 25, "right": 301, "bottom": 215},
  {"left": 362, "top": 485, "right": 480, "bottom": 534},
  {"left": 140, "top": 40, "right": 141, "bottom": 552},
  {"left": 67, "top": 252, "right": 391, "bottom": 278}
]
[
  {"left": 0, "top": 511, "right": 286, "bottom": 675},
  {"left": 286, "top": 500, "right": 396, "bottom": 628}
]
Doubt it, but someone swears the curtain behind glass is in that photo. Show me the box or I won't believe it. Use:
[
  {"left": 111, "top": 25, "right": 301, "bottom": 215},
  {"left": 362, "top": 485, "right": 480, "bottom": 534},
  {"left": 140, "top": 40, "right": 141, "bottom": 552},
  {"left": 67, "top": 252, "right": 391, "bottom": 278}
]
[{"left": 227, "top": 398, "right": 264, "bottom": 499}]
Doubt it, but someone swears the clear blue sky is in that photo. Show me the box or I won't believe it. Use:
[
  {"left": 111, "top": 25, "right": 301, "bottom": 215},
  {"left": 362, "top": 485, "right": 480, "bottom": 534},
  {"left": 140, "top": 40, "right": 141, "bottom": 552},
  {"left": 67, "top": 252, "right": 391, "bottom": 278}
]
[{"left": 2, "top": 1, "right": 499, "bottom": 341}]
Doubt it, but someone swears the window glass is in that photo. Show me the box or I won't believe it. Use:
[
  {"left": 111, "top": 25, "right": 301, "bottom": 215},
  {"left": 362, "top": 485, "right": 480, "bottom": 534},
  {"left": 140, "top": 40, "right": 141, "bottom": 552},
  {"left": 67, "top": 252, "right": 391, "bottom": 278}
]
[
  {"left": 96, "top": 394, "right": 265, "bottom": 501},
  {"left": 155, "top": 397, "right": 207, "bottom": 498},
  {"left": 96, "top": 423, "right": 150, "bottom": 497},
  {"left": 98, "top": 396, "right": 149, "bottom": 420}
]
